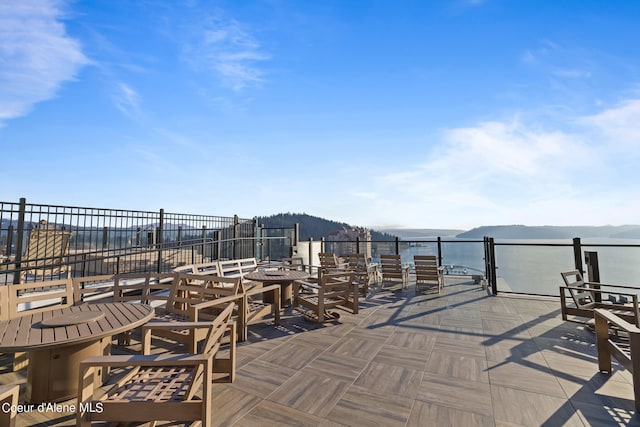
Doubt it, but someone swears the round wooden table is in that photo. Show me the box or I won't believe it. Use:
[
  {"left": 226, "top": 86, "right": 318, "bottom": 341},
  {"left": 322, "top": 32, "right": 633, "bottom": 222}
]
[
  {"left": 244, "top": 270, "right": 310, "bottom": 306},
  {"left": 0, "top": 302, "right": 154, "bottom": 403}
]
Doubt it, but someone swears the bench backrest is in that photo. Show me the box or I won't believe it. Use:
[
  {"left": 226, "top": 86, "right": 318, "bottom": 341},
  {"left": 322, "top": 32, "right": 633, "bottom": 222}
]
[
  {"left": 72, "top": 274, "right": 117, "bottom": 304},
  {"left": 561, "top": 270, "right": 594, "bottom": 307},
  {"left": 1, "top": 278, "right": 73, "bottom": 320},
  {"left": 113, "top": 272, "right": 177, "bottom": 307},
  {"left": 166, "top": 274, "right": 241, "bottom": 319},
  {"left": 217, "top": 258, "right": 258, "bottom": 279}
]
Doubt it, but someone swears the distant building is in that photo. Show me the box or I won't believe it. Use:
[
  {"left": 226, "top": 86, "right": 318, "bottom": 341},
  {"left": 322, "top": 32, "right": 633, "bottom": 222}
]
[{"left": 326, "top": 226, "right": 371, "bottom": 258}]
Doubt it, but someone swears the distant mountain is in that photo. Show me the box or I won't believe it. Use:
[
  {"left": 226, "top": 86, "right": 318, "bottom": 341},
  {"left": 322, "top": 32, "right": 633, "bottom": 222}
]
[
  {"left": 257, "top": 213, "right": 397, "bottom": 241},
  {"left": 457, "top": 225, "right": 640, "bottom": 239},
  {"left": 377, "top": 228, "right": 465, "bottom": 239}
]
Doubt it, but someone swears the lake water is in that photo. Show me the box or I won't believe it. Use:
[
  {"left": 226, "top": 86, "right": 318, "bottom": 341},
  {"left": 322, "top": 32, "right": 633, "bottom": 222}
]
[{"left": 391, "top": 238, "right": 640, "bottom": 296}]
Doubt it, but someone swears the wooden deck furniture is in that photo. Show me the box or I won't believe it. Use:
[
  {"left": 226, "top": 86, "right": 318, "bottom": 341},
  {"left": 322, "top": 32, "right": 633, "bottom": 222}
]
[
  {"left": 0, "top": 302, "right": 154, "bottom": 403},
  {"left": 318, "top": 252, "right": 349, "bottom": 275},
  {"left": 293, "top": 271, "right": 358, "bottom": 323},
  {"left": 379, "top": 254, "right": 410, "bottom": 290},
  {"left": 72, "top": 274, "right": 117, "bottom": 304},
  {"left": 20, "top": 227, "right": 72, "bottom": 281},
  {"left": 595, "top": 308, "right": 640, "bottom": 412},
  {"left": 76, "top": 302, "right": 235, "bottom": 426},
  {"left": 414, "top": 255, "right": 444, "bottom": 294},
  {"left": 281, "top": 256, "right": 306, "bottom": 271},
  {"left": 152, "top": 274, "right": 243, "bottom": 349},
  {"left": 346, "top": 253, "right": 380, "bottom": 296},
  {"left": 218, "top": 258, "right": 260, "bottom": 284},
  {"left": 173, "top": 261, "right": 221, "bottom": 275},
  {"left": 0, "top": 384, "right": 19, "bottom": 427},
  {"left": 244, "top": 269, "right": 306, "bottom": 309},
  {"left": 560, "top": 270, "right": 640, "bottom": 326},
  {"left": 1, "top": 278, "right": 74, "bottom": 371}
]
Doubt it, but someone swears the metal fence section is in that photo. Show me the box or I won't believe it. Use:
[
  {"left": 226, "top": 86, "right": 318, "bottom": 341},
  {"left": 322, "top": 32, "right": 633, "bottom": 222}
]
[
  {"left": 316, "top": 236, "right": 640, "bottom": 297},
  {"left": 0, "top": 198, "right": 294, "bottom": 284}
]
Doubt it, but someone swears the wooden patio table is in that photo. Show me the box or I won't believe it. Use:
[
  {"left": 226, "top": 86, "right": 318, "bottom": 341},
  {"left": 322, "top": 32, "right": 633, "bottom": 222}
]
[
  {"left": 0, "top": 302, "right": 154, "bottom": 403},
  {"left": 245, "top": 270, "right": 309, "bottom": 307}
]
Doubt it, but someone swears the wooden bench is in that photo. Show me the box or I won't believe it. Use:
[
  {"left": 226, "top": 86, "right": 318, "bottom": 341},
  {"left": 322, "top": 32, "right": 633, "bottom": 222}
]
[
  {"left": 72, "top": 274, "right": 117, "bottom": 304},
  {"left": 77, "top": 302, "right": 235, "bottom": 426},
  {"left": 1, "top": 278, "right": 74, "bottom": 371},
  {"left": 293, "top": 271, "right": 358, "bottom": 323},
  {"left": 0, "top": 384, "right": 19, "bottom": 427},
  {"left": 173, "top": 261, "right": 220, "bottom": 275},
  {"left": 560, "top": 270, "right": 640, "bottom": 326},
  {"left": 595, "top": 308, "right": 640, "bottom": 412}
]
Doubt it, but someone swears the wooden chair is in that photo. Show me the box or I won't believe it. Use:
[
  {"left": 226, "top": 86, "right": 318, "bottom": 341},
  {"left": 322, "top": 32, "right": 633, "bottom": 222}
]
[
  {"left": 560, "top": 270, "right": 640, "bottom": 326},
  {"left": 318, "top": 252, "right": 348, "bottom": 276},
  {"left": 152, "top": 274, "right": 243, "bottom": 348},
  {"left": 281, "top": 256, "right": 306, "bottom": 271},
  {"left": 20, "top": 227, "right": 72, "bottom": 281},
  {"left": 2, "top": 278, "right": 74, "bottom": 371},
  {"left": 379, "top": 254, "right": 410, "bottom": 290},
  {"left": 72, "top": 274, "right": 117, "bottom": 304},
  {"left": 76, "top": 302, "right": 235, "bottom": 426},
  {"left": 414, "top": 255, "right": 444, "bottom": 294},
  {"left": 293, "top": 271, "right": 358, "bottom": 323},
  {"left": 346, "top": 253, "right": 380, "bottom": 296},
  {"left": 218, "top": 257, "right": 261, "bottom": 288},
  {"left": 595, "top": 308, "right": 640, "bottom": 412},
  {"left": 169, "top": 273, "right": 280, "bottom": 343},
  {"left": 0, "top": 384, "right": 19, "bottom": 427}
]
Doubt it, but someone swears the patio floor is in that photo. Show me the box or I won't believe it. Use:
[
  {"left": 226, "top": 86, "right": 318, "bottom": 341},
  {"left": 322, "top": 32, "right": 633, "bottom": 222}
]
[{"left": 2, "top": 276, "right": 639, "bottom": 426}]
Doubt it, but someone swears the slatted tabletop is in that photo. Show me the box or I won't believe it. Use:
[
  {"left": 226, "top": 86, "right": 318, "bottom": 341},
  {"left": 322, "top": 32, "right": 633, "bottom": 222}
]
[
  {"left": 244, "top": 270, "right": 309, "bottom": 283},
  {"left": 0, "top": 303, "right": 154, "bottom": 352}
]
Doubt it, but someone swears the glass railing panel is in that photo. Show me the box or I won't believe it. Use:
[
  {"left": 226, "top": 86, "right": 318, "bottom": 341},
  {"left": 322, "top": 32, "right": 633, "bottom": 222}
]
[
  {"left": 494, "top": 243, "right": 575, "bottom": 296},
  {"left": 581, "top": 240, "right": 640, "bottom": 287}
]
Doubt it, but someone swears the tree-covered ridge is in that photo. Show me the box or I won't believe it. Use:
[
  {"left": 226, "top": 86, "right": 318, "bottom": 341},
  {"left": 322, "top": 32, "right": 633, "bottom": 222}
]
[
  {"left": 457, "top": 224, "right": 640, "bottom": 239},
  {"left": 257, "top": 213, "right": 397, "bottom": 241}
]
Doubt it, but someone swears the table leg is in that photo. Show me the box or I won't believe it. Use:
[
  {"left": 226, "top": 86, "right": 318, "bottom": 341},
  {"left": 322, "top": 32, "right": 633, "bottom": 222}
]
[{"left": 27, "top": 338, "right": 110, "bottom": 403}]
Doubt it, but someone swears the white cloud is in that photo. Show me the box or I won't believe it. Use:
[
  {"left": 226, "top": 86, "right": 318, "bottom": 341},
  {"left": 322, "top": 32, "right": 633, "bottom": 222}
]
[
  {"left": 183, "top": 18, "right": 269, "bottom": 91},
  {"left": 0, "top": 1, "right": 88, "bottom": 125},
  {"left": 581, "top": 99, "right": 640, "bottom": 151},
  {"left": 113, "top": 82, "right": 140, "bottom": 118},
  {"left": 342, "top": 100, "right": 640, "bottom": 228}
]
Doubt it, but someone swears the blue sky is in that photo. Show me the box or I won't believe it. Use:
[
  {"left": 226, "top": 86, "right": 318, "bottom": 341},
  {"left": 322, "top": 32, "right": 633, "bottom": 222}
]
[{"left": 1, "top": 0, "right": 639, "bottom": 229}]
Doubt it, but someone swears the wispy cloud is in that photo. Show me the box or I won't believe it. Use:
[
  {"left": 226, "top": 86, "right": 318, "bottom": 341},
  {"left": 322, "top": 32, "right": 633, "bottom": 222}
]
[
  {"left": 0, "top": 0, "right": 88, "bottom": 125},
  {"left": 581, "top": 99, "right": 640, "bottom": 152},
  {"left": 182, "top": 18, "right": 270, "bottom": 91},
  {"left": 355, "top": 99, "right": 640, "bottom": 227},
  {"left": 112, "top": 82, "right": 141, "bottom": 118}
]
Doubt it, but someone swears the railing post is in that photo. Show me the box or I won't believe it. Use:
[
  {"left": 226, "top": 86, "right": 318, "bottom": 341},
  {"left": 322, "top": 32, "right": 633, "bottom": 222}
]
[
  {"left": 437, "top": 237, "right": 443, "bottom": 266},
  {"left": 233, "top": 215, "right": 239, "bottom": 259},
  {"left": 102, "top": 227, "right": 109, "bottom": 250},
  {"left": 489, "top": 237, "right": 497, "bottom": 295},
  {"left": 13, "top": 198, "right": 27, "bottom": 284},
  {"left": 308, "top": 237, "right": 313, "bottom": 274},
  {"left": 573, "top": 237, "right": 583, "bottom": 274},
  {"left": 395, "top": 237, "right": 399, "bottom": 255},
  {"left": 215, "top": 230, "right": 221, "bottom": 260},
  {"left": 5, "top": 225, "right": 13, "bottom": 263},
  {"left": 321, "top": 237, "right": 325, "bottom": 253},
  {"left": 156, "top": 209, "right": 164, "bottom": 273},
  {"left": 356, "top": 237, "right": 360, "bottom": 254},
  {"left": 258, "top": 223, "right": 264, "bottom": 260},
  {"left": 585, "top": 251, "right": 601, "bottom": 303}
]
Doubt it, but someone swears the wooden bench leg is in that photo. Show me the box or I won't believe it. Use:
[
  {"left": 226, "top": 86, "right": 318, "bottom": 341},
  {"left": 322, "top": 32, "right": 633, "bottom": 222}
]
[{"left": 0, "top": 384, "right": 19, "bottom": 427}]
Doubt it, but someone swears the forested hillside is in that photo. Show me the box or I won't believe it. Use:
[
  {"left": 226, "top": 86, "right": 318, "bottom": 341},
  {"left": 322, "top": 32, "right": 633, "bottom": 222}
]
[
  {"left": 457, "top": 224, "right": 640, "bottom": 239},
  {"left": 257, "top": 213, "right": 397, "bottom": 241}
]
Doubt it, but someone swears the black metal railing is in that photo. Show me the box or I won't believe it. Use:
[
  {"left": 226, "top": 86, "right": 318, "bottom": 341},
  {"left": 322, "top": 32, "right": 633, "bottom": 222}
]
[
  {"left": 0, "top": 198, "right": 296, "bottom": 284},
  {"left": 315, "top": 236, "right": 640, "bottom": 297}
]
